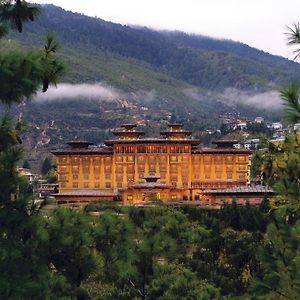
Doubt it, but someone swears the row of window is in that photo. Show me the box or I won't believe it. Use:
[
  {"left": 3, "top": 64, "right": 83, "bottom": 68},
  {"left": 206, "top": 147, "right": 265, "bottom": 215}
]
[
  {"left": 59, "top": 154, "right": 248, "bottom": 165},
  {"left": 70, "top": 182, "right": 111, "bottom": 189},
  {"left": 115, "top": 145, "right": 191, "bottom": 154}
]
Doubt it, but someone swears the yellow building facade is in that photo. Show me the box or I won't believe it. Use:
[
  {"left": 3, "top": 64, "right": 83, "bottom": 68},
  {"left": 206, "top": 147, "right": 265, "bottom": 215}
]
[{"left": 51, "top": 124, "right": 269, "bottom": 206}]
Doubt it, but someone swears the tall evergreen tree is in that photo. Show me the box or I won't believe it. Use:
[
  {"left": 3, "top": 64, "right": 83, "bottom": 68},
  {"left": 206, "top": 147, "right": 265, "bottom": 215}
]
[
  {"left": 41, "top": 156, "right": 52, "bottom": 175},
  {"left": 0, "top": 1, "right": 65, "bottom": 298}
]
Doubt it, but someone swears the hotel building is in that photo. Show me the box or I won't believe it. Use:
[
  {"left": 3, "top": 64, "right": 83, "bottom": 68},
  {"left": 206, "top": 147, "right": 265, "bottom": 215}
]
[{"left": 51, "top": 124, "right": 272, "bottom": 206}]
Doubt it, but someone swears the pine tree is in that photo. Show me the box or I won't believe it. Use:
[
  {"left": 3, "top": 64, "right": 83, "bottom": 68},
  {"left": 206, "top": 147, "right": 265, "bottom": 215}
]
[
  {"left": 22, "top": 159, "right": 30, "bottom": 169},
  {"left": 250, "top": 23, "right": 300, "bottom": 299},
  {"left": 41, "top": 156, "right": 52, "bottom": 175},
  {"left": 0, "top": 1, "right": 65, "bottom": 298}
]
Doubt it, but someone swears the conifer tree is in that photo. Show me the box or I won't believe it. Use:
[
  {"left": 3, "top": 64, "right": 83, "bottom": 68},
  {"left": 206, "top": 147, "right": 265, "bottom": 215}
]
[
  {"left": 250, "top": 23, "right": 300, "bottom": 299},
  {"left": 0, "top": 1, "right": 65, "bottom": 298}
]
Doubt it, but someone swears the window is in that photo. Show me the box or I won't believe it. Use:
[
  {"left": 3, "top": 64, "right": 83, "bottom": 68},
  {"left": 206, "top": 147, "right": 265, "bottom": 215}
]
[
  {"left": 227, "top": 172, "right": 233, "bottom": 179},
  {"left": 84, "top": 182, "right": 89, "bottom": 188},
  {"left": 72, "top": 166, "right": 79, "bottom": 173},
  {"left": 105, "top": 182, "right": 111, "bottom": 188},
  {"left": 94, "top": 175, "right": 100, "bottom": 180},
  {"left": 116, "top": 155, "right": 123, "bottom": 162},
  {"left": 149, "top": 164, "right": 156, "bottom": 172},
  {"left": 82, "top": 157, "right": 90, "bottom": 164},
  {"left": 239, "top": 174, "right": 246, "bottom": 180},
  {"left": 105, "top": 157, "right": 112, "bottom": 163},
  {"left": 159, "top": 164, "right": 167, "bottom": 172},
  {"left": 61, "top": 182, "right": 66, "bottom": 188},
  {"left": 214, "top": 155, "right": 222, "bottom": 164},
  {"left": 127, "top": 156, "right": 134, "bottom": 162},
  {"left": 148, "top": 156, "right": 155, "bottom": 163},
  {"left": 83, "top": 166, "right": 89, "bottom": 173},
  {"left": 59, "top": 156, "right": 68, "bottom": 163},
  {"left": 226, "top": 156, "right": 234, "bottom": 163},
  {"left": 137, "top": 146, "right": 146, "bottom": 153},
  {"left": 138, "top": 156, "right": 145, "bottom": 162},
  {"left": 105, "top": 165, "right": 111, "bottom": 173},
  {"left": 73, "top": 182, "right": 78, "bottom": 188},
  {"left": 59, "top": 166, "right": 67, "bottom": 172},
  {"left": 159, "top": 155, "right": 167, "bottom": 162},
  {"left": 170, "top": 156, "right": 178, "bottom": 162},
  {"left": 203, "top": 156, "right": 212, "bottom": 163},
  {"left": 71, "top": 157, "right": 79, "bottom": 164},
  {"left": 94, "top": 157, "right": 100, "bottom": 163},
  {"left": 105, "top": 173, "right": 111, "bottom": 180},
  {"left": 226, "top": 165, "right": 233, "bottom": 172},
  {"left": 117, "top": 182, "right": 122, "bottom": 188},
  {"left": 127, "top": 164, "right": 134, "bottom": 173},
  {"left": 94, "top": 183, "right": 100, "bottom": 188},
  {"left": 193, "top": 156, "right": 200, "bottom": 162},
  {"left": 127, "top": 176, "right": 134, "bottom": 182},
  {"left": 116, "top": 165, "right": 123, "bottom": 173},
  {"left": 94, "top": 165, "right": 100, "bottom": 173},
  {"left": 83, "top": 174, "right": 89, "bottom": 180},
  {"left": 170, "top": 165, "right": 177, "bottom": 173},
  {"left": 59, "top": 174, "right": 67, "bottom": 181},
  {"left": 73, "top": 174, "right": 78, "bottom": 180},
  {"left": 138, "top": 164, "right": 145, "bottom": 172}
]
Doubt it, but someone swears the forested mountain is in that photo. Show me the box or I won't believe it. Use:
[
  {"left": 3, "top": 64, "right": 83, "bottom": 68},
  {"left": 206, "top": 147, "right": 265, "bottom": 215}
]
[
  {"left": 8, "top": 4, "right": 300, "bottom": 91},
  {"left": 1, "top": 4, "right": 298, "bottom": 169}
]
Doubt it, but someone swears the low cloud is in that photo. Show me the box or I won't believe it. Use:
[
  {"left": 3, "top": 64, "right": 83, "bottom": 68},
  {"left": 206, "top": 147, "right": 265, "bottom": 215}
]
[
  {"left": 222, "top": 88, "right": 283, "bottom": 110},
  {"left": 33, "top": 83, "right": 121, "bottom": 102}
]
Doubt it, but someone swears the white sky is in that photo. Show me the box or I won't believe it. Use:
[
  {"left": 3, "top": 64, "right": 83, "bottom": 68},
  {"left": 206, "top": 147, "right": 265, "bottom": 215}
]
[{"left": 32, "top": 0, "right": 300, "bottom": 59}]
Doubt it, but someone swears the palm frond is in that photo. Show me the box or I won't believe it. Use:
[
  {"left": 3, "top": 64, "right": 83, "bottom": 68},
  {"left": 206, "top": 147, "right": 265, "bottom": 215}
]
[
  {"left": 0, "top": 0, "right": 40, "bottom": 32},
  {"left": 44, "top": 33, "right": 60, "bottom": 56},
  {"left": 286, "top": 23, "right": 300, "bottom": 60},
  {"left": 280, "top": 83, "right": 300, "bottom": 124}
]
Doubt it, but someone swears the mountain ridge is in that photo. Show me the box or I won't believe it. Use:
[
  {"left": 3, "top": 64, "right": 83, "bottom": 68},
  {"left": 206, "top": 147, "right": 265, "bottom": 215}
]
[{"left": 7, "top": 4, "right": 300, "bottom": 91}]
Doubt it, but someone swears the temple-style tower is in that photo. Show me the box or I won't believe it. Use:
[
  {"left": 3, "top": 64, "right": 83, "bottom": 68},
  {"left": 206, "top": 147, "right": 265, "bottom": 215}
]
[
  {"left": 160, "top": 123, "right": 192, "bottom": 140},
  {"left": 112, "top": 124, "right": 145, "bottom": 140}
]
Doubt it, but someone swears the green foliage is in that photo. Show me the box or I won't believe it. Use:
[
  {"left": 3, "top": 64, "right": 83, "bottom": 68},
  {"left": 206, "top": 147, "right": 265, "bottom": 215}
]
[
  {"left": 22, "top": 159, "right": 30, "bottom": 168},
  {"left": 250, "top": 213, "right": 300, "bottom": 299},
  {"left": 0, "top": 0, "right": 40, "bottom": 33},
  {"left": 286, "top": 23, "right": 300, "bottom": 60},
  {"left": 46, "top": 208, "right": 96, "bottom": 294},
  {"left": 147, "top": 262, "right": 220, "bottom": 300},
  {"left": 280, "top": 83, "right": 300, "bottom": 124},
  {"left": 41, "top": 156, "right": 52, "bottom": 175},
  {"left": 259, "top": 135, "right": 300, "bottom": 212}
]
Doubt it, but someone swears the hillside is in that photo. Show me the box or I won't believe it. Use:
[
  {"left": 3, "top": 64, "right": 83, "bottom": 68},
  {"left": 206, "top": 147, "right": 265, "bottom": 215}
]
[
  {"left": 0, "top": 4, "right": 297, "bottom": 170},
  {"left": 8, "top": 5, "right": 300, "bottom": 91}
]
